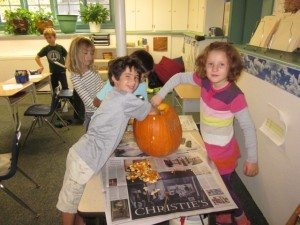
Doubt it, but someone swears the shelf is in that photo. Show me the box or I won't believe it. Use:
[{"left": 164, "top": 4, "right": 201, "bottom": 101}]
[{"left": 94, "top": 59, "right": 110, "bottom": 63}]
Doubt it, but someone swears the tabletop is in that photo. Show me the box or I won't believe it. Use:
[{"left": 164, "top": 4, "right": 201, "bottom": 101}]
[
  {"left": 174, "top": 84, "right": 200, "bottom": 100},
  {"left": 0, "top": 73, "right": 51, "bottom": 97}
]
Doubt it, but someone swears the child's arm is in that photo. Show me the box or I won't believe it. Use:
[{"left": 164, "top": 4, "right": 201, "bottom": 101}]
[
  {"left": 35, "top": 55, "right": 44, "bottom": 74},
  {"left": 96, "top": 81, "right": 112, "bottom": 102},
  {"left": 286, "top": 204, "right": 300, "bottom": 225},
  {"left": 93, "top": 97, "right": 101, "bottom": 107},
  {"left": 235, "top": 108, "right": 259, "bottom": 177},
  {"left": 71, "top": 74, "right": 99, "bottom": 111},
  {"left": 150, "top": 72, "right": 195, "bottom": 107}
]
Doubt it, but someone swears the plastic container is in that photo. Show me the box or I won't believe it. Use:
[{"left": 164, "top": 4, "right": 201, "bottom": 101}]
[
  {"left": 15, "top": 70, "right": 29, "bottom": 84},
  {"left": 57, "top": 15, "right": 78, "bottom": 34}
]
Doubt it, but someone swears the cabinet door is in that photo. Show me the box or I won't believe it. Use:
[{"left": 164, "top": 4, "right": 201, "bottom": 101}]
[
  {"left": 125, "top": 0, "right": 136, "bottom": 31},
  {"left": 188, "top": 0, "right": 198, "bottom": 31},
  {"left": 172, "top": 0, "right": 188, "bottom": 30},
  {"left": 153, "top": 0, "right": 172, "bottom": 31},
  {"left": 197, "top": 0, "right": 205, "bottom": 33},
  {"left": 135, "top": 0, "right": 153, "bottom": 31}
]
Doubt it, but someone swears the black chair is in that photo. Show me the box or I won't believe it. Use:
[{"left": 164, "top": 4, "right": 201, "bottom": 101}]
[
  {"left": 0, "top": 122, "right": 40, "bottom": 218},
  {"left": 57, "top": 89, "right": 79, "bottom": 117},
  {"left": 22, "top": 88, "right": 68, "bottom": 147}
]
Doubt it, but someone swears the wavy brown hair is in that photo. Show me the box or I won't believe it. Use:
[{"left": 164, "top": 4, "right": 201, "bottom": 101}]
[
  {"left": 195, "top": 41, "right": 243, "bottom": 82},
  {"left": 65, "top": 36, "right": 95, "bottom": 75}
]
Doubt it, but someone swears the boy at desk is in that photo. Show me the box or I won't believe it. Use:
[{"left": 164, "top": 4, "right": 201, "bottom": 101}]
[
  {"left": 35, "top": 27, "right": 68, "bottom": 91},
  {"left": 56, "top": 56, "right": 157, "bottom": 225}
]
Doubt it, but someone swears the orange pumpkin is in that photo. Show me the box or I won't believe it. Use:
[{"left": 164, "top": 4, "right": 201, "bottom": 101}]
[{"left": 133, "top": 102, "right": 182, "bottom": 157}]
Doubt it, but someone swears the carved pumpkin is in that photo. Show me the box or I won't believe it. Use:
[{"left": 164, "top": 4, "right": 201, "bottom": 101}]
[{"left": 133, "top": 103, "right": 182, "bottom": 157}]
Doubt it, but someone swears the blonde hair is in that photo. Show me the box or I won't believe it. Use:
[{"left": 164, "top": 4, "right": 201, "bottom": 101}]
[
  {"left": 43, "top": 28, "right": 56, "bottom": 37},
  {"left": 65, "top": 36, "right": 95, "bottom": 75}
]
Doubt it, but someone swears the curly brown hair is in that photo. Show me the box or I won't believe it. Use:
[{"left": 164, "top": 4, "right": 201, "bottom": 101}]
[{"left": 195, "top": 41, "right": 243, "bottom": 82}]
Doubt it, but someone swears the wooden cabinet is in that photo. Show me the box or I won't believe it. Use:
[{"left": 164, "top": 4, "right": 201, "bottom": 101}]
[
  {"left": 153, "top": 0, "right": 188, "bottom": 31},
  {"left": 153, "top": 0, "right": 172, "bottom": 31},
  {"left": 188, "top": 0, "right": 224, "bottom": 35},
  {"left": 126, "top": 0, "right": 188, "bottom": 32},
  {"left": 172, "top": 0, "right": 188, "bottom": 30},
  {"left": 125, "top": 0, "right": 152, "bottom": 31}
]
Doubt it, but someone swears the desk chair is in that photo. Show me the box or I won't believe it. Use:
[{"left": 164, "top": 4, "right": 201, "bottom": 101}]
[
  {"left": 22, "top": 89, "right": 68, "bottom": 147},
  {"left": 57, "top": 89, "right": 79, "bottom": 117},
  {"left": 0, "top": 122, "right": 40, "bottom": 218}
]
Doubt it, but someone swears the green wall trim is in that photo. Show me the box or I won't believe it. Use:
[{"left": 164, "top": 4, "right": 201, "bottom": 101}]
[{"left": 228, "top": 0, "right": 246, "bottom": 44}]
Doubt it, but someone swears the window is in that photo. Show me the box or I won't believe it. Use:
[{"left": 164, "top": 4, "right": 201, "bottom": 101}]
[
  {"left": 0, "top": 0, "right": 22, "bottom": 22},
  {"left": 0, "top": 0, "right": 113, "bottom": 29}
]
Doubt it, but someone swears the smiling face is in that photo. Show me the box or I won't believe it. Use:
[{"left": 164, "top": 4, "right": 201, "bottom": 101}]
[
  {"left": 78, "top": 45, "right": 95, "bottom": 72},
  {"left": 112, "top": 66, "right": 140, "bottom": 93},
  {"left": 205, "top": 50, "right": 230, "bottom": 89}
]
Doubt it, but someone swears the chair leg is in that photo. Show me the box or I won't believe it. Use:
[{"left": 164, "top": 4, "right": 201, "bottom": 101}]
[
  {"left": 22, "top": 118, "right": 38, "bottom": 147},
  {"left": 54, "top": 111, "right": 70, "bottom": 130},
  {"left": 43, "top": 118, "right": 66, "bottom": 143},
  {"left": 68, "top": 100, "right": 79, "bottom": 117},
  {"left": 17, "top": 167, "right": 40, "bottom": 188},
  {"left": 0, "top": 183, "right": 39, "bottom": 218}
]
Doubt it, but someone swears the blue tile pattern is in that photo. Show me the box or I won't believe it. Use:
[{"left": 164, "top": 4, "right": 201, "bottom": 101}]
[{"left": 241, "top": 53, "right": 300, "bottom": 97}]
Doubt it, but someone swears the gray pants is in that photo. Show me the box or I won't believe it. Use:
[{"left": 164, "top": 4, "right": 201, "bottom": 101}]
[{"left": 84, "top": 111, "right": 94, "bottom": 131}]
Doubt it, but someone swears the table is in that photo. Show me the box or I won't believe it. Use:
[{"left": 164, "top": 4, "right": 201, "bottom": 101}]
[
  {"left": 0, "top": 73, "right": 51, "bottom": 124},
  {"left": 173, "top": 84, "right": 200, "bottom": 114},
  {"left": 77, "top": 130, "right": 234, "bottom": 225},
  {"left": 78, "top": 173, "right": 105, "bottom": 217}
]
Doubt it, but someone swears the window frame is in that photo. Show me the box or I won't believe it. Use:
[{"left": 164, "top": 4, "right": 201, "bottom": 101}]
[{"left": 0, "top": 0, "right": 115, "bottom": 32}]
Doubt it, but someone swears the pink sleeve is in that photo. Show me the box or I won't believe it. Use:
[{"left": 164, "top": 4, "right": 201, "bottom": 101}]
[{"left": 193, "top": 72, "right": 202, "bottom": 87}]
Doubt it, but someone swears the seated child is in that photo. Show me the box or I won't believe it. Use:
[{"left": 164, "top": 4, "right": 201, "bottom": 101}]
[{"left": 56, "top": 56, "right": 157, "bottom": 225}]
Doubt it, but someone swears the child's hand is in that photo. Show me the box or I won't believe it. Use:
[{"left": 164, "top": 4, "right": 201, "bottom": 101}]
[
  {"left": 93, "top": 97, "right": 101, "bottom": 107},
  {"left": 243, "top": 161, "right": 258, "bottom": 177},
  {"left": 150, "top": 94, "right": 163, "bottom": 107},
  {"left": 149, "top": 106, "right": 159, "bottom": 115},
  {"left": 38, "top": 67, "right": 44, "bottom": 74}
]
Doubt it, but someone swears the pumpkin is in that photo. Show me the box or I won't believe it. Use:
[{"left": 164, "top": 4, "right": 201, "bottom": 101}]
[{"left": 133, "top": 102, "right": 182, "bottom": 157}]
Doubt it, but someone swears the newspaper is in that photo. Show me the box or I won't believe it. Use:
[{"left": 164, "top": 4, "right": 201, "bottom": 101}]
[
  {"left": 179, "top": 115, "right": 199, "bottom": 131},
  {"left": 102, "top": 127, "right": 237, "bottom": 225}
]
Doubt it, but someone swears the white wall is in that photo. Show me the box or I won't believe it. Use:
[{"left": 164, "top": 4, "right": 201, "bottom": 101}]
[
  {"left": 0, "top": 34, "right": 185, "bottom": 84},
  {"left": 0, "top": 37, "right": 73, "bottom": 88},
  {"left": 235, "top": 71, "right": 300, "bottom": 225}
]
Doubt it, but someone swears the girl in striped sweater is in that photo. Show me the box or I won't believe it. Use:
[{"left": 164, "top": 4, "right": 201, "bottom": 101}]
[
  {"left": 151, "top": 42, "right": 258, "bottom": 225},
  {"left": 66, "top": 36, "right": 104, "bottom": 129}
]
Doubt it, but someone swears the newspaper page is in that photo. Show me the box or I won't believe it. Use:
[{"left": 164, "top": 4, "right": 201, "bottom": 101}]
[
  {"left": 102, "top": 149, "right": 236, "bottom": 225},
  {"left": 179, "top": 115, "right": 199, "bottom": 131}
]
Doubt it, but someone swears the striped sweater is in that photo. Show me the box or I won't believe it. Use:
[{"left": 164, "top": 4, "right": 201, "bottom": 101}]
[
  {"left": 157, "top": 72, "right": 257, "bottom": 175},
  {"left": 71, "top": 70, "right": 104, "bottom": 113}
]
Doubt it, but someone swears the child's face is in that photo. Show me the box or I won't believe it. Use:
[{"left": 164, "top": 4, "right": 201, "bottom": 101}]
[
  {"left": 44, "top": 34, "right": 56, "bottom": 45},
  {"left": 112, "top": 67, "right": 140, "bottom": 93},
  {"left": 79, "top": 46, "right": 94, "bottom": 70},
  {"left": 205, "top": 50, "right": 230, "bottom": 89}
]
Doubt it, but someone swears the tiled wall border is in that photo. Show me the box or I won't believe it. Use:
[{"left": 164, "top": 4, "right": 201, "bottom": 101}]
[{"left": 241, "top": 53, "right": 300, "bottom": 98}]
